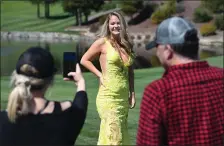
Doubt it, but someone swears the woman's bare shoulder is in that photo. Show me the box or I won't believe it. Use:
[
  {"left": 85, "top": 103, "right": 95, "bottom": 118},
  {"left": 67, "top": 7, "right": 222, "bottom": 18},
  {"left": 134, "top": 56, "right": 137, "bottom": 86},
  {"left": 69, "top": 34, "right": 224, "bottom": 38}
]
[{"left": 94, "top": 37, "right": 106, "bottom": 46}]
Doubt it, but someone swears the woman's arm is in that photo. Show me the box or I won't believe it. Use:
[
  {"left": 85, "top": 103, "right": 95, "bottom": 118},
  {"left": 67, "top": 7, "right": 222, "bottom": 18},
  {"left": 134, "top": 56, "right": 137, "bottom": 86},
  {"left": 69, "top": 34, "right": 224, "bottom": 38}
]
[
  {"left": 128, "top": 65, "right": 136, "bottom": 109},
  {"left": 63, "top": 64, "right": 88, "bottom": 132},
  {"left": 80, "top": 38, "right": 105, "bottom": 78},
  {"left": 128, "top": 65, "right": 135, "bottom": 94},
  {"left": 63, "top": 64, "right": 87, "bottom": 112}
]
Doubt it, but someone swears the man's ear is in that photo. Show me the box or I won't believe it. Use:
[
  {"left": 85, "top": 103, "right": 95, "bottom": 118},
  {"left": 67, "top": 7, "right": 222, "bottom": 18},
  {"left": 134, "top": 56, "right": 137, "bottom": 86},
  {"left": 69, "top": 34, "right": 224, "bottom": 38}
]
[{"left": 165, "top": 44, "right": 173, "bottom": 60}]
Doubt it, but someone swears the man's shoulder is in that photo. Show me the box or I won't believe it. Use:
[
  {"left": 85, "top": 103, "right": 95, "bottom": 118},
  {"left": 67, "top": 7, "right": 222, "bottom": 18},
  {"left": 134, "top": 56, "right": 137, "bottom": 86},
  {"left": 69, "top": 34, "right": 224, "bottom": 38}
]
[
  {"left": 207, "top": 65, "right": 224, "bottom": 79},
  {"left": 145, "top": 77, "right": 168, "bottom": 92},
  {"left": 209, "top": 66, "right": 224, "bottom": 72}
]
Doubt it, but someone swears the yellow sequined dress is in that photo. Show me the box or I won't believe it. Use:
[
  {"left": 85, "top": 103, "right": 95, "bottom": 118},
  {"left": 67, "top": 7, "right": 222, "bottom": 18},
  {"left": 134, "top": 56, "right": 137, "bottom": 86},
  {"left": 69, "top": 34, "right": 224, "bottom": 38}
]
[{"left": 96, "top": 38, "right": 134, "bottom": 145}]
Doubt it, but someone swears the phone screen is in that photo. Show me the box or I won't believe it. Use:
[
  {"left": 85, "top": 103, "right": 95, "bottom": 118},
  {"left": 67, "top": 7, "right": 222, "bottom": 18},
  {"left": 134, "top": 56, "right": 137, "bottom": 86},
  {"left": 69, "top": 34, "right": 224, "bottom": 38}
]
[{"left": 63, "top": 52, "right": 76, "bottom": 78}]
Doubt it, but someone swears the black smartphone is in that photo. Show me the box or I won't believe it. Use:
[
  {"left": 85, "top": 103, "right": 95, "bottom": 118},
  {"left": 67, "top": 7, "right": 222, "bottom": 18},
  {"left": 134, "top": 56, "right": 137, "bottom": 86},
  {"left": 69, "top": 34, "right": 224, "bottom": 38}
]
[{"left": 63, "top": 52, "right": 76, "bottom": 79}]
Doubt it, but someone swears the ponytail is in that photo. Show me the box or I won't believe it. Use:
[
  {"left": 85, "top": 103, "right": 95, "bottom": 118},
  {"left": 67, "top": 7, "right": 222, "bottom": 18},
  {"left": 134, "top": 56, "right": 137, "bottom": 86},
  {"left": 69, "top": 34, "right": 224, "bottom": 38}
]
[{"left": 7, "top": 71, "right": 33, "bottom": 122}]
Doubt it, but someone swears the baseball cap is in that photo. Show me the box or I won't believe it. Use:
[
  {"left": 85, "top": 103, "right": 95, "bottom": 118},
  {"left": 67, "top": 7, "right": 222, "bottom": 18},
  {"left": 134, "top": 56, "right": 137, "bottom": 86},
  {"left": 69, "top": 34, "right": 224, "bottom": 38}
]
[
  {"left": 146, "top": 17, "right": 196, "bottom": 50},
  {"left": 16, "top": 46, "right": 57, "bottom": 78}
]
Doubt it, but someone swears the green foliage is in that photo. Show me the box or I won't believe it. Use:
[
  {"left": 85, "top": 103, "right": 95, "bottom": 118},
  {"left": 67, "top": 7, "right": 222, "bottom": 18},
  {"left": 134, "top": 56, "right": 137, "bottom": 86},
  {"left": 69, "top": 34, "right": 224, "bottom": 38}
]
[
  {"left": 200, "top": 23, "right": 217, "bottom": 36},
  {"left": 101, "top": 1, "right": 117, "bottom": 11},
  {"left": 151, "top": 9, "right": 168, "bottom": 24},
  {"left": 151, "top": 0, "right": 176, "bottom": 24},
  {"left": 62, "top": 0, "right": 104, "bottom": 13},
  {"left": 29, "top": 0, "right": 59, "bottom": 4},
  {"left": 214, "top": 14, "right": 224, "bottom": 30},
  {"left": 120, "top": 0, "right": 143, "bottom": 17},
  {"left": 202, "top": 0, "right": 224, "bottom": 13},
  {"left": 121, "top": 5, "right": 136, "bottom": 16},
  {"left": 193, "top": 7, "right": 213, "bottom": 23},
  {"left": 29, "top": 0, "right": 61, "bottom": 18},
  {"left": 145, "top": 2, "right": 158, "bottom": 12},
  {"left": 62, "top": 0, "right": 104, "bottom": 25},
  {"left": 62, "top": 0, "right": 82, "bottom": 13}
]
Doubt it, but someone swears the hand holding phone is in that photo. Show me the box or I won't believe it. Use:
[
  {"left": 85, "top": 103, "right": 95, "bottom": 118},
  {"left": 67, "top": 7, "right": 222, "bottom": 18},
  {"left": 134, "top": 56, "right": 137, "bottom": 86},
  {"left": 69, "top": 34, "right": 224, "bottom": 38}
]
[
  {"left": 63, "top": 63, "right": 85, "bottom": 91},
  {"left": 63, "top": 52, "right": 76, "bottom": 79}
]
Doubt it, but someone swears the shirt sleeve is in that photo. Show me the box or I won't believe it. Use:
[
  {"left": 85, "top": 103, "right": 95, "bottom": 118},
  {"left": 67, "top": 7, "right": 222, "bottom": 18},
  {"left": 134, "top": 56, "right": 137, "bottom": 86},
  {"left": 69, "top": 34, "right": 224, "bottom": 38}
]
[
  {"left": 72, "top": 91, "right": 88, "bottom": 112},
  {"left": 137, "top": 85, "right": 164, "bottom": 146},
  {"left": 71, "top": 90, "right": 88, "bottom": 129}
]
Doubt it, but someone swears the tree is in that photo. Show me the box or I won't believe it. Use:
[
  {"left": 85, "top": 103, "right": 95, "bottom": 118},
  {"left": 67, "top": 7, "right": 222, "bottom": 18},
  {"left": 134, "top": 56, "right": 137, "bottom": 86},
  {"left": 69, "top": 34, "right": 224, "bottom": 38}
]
[
  {"left": 81, "top": 0, "right": 104, "bottom": 23},
  {"left": 63, "top": 0, "right": 83, "bottom": 25},
  {"left": 202, "top": 0, "right": 224, "bottom": 13},
  {"left": 120, "top": 0, "right": 143, "bottom": 19},
  {"left": 29, "top": 0, "right": 59, "bottom": 18},
  {"left": 29, "top": 0, "right": 42, "bottom": 18},
  {"left": 63, "top": 0, "right": 104, "bottom": 25},
  {"left": 44, "top": 0, "right": 59, "bottom": 18}
]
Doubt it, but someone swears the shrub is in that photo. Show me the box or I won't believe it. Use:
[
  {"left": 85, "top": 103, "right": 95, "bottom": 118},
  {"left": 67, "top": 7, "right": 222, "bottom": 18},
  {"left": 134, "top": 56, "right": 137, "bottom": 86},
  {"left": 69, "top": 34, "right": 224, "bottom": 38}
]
[
  {"left": 214, "top": 14, "right": 224, "bottom": 30},
  {"left": 193, "top": 7, "right": 213, "bottom": 23},
  {"left": 144, "top": 2, "right": 158, "bottom": 12},
  {"left": 99, "top": 15, "right": 107, "bottom": 25},
  {"left": 200, "top": 23, "right": 217, "bottom": 36},
  {"left": 101, "top": 2, "right": 117, "bottom": 11},
  {"left": 202, "top": 0, "right": 224, "bottom": 13},
  {"left": 151, "top": 9, "right": 169, "bottom": 24},
  {"left": 151, "top": 0, "right": 176, "bottom": 24}
]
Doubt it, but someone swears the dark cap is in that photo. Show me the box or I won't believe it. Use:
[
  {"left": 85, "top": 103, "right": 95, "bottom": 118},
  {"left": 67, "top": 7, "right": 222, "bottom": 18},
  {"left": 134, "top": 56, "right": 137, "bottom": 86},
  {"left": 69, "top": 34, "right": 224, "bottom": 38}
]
[
  {"left": 16, "top": 46, "right": 57, "bottom": 78},
  {"left": 146, "top": 17, "right": 196, "bottom": 50}
]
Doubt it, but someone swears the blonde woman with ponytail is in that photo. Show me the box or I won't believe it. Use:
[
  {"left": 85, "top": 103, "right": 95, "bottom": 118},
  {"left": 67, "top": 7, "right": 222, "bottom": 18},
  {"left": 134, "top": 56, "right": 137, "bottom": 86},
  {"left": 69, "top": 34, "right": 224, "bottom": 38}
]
[
  {"left": 0, "top": 47, "right": 88, "bottom": 146},
  {"left": 81, "top": 11, "right": 135, "bottom": 145}
]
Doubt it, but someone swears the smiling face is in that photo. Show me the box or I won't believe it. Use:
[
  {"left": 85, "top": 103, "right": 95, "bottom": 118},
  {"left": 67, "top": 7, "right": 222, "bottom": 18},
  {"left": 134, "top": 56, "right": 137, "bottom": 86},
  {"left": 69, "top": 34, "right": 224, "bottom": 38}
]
[{"left": 108, "top": 15, "right": 121, "bottom": 36}]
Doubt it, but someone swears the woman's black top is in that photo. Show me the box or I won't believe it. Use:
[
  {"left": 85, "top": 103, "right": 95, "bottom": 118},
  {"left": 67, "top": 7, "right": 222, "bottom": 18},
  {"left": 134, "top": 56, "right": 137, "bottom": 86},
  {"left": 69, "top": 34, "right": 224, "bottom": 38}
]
[{"left": 0, "top": 91, "right": 88, "bottom": 146}]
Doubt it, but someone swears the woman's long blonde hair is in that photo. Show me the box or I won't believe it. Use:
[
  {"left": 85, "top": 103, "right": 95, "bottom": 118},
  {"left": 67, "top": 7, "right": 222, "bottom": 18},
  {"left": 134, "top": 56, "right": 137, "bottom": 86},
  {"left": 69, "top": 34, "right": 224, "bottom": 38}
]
[
  {"left": 98, "top": 11, "right": 134, "bottom": 55},
  {"left": 7, "top": 64, "right": 53, "bottom": 123}
]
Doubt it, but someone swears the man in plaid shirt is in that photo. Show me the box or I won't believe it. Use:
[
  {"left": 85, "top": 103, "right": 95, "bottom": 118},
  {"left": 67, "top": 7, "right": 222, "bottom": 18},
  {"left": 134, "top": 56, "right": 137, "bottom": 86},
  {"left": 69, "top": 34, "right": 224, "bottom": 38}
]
[{"left": 137, "top": 17, "right": 224, "bottom": 146}]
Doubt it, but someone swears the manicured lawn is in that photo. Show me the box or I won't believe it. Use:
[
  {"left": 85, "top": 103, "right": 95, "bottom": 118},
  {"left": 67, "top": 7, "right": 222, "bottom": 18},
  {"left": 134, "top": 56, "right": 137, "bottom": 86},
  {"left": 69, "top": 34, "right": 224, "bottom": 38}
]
[
  {"left": 1, "top": 1, "right": 89, "bottom": 33},
  {"left": 1, "top": 55, "right": 223, "bottom": 145}
]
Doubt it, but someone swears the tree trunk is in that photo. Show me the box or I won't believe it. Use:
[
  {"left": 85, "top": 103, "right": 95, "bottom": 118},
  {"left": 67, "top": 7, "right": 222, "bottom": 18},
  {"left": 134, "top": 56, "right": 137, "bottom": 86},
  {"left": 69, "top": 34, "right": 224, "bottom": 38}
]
[
  {"left": 75, "top": 10, "right": 79, "bottom": 26},
  {"left": 37, "top": 1, "right": 40, "bottom": 18},
  {"left": 45, "top": 2, "right": 50, "bottom": 18},
  {"left": 85, "top": 14, "right": 88, "bottom": 23},
  {"left": 78, "top": 8, "right": 82, "bottom": 26}
]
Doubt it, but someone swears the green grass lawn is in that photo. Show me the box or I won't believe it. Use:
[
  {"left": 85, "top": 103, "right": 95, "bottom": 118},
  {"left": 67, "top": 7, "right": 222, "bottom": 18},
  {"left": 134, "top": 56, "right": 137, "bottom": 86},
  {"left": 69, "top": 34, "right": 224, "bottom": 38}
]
[
  {"left": 1, "top": 1, "right": 90, "bottom": 33},
  {"left": 0, "top": 55, "right": 223, "bottom": 145}
]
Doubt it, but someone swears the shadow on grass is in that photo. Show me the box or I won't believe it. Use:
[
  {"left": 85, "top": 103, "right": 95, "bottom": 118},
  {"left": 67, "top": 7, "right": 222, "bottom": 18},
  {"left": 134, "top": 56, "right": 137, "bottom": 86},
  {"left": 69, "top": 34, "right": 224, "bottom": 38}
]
[{"left": 39, "top": 14, "right": 73, "bottom": 20}]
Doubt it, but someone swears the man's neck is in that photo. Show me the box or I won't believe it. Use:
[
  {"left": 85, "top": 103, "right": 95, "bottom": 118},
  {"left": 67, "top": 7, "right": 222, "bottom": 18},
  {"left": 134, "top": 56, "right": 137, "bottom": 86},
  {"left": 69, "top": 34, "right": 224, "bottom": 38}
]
[{"left": 170, "top": 55, "right": 198, "bottom": 66}]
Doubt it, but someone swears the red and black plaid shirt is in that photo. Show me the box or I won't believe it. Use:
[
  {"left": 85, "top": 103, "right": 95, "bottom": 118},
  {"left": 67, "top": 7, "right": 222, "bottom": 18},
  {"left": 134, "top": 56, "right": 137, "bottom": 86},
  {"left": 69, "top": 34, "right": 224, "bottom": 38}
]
[{"left": 137, "top": 61, "right": 224, "bottom": 146}]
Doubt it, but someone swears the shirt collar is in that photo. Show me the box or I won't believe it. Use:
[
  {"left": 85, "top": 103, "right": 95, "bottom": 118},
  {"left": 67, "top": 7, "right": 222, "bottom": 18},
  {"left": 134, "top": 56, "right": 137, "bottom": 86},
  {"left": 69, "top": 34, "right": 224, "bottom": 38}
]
[{"left": 163, "top": 61, "right": 209, "bottom": 77}]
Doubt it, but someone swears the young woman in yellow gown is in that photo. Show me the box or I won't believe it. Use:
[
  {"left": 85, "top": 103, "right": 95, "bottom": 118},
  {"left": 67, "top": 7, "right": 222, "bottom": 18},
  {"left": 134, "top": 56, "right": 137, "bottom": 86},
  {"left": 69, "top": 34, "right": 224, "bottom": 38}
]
[{"left": 81, "top": 11, "right": 135, "bottom": 145}]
